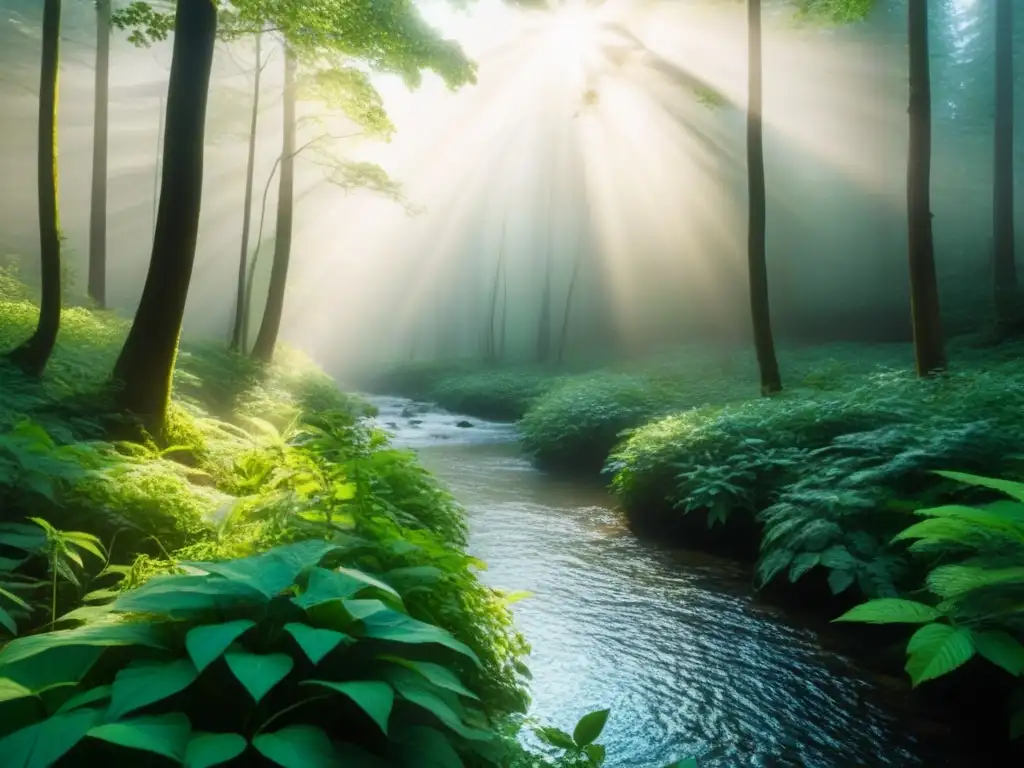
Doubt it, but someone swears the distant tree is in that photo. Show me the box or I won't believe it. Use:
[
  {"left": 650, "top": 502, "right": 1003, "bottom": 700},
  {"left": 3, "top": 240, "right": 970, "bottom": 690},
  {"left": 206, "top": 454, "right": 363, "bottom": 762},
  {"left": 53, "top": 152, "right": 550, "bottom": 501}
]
[
  {"left": 111, "top": 0, "right": 217, "bottom": 436},
  {"left": 7, "top": 0, "right": 62, "bottom": 377},
  {"left": 88, "top": 0, "right": 111, "bottom": 309},
  {"left": 905, "top": 0, "right": 945, "bottom": 374},
  {"left": 993, "top": 0, "right": 1017, "bottom": 333},
  {"left": 746, "top": 0, "right": 782, "bottom": 394}
]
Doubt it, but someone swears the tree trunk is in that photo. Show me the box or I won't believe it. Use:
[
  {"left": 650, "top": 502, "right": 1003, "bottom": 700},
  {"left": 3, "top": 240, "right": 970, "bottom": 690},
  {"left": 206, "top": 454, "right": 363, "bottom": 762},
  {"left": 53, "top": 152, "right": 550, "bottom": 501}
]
[
  {"left": 231, "top": 32, "right": 262, "bottom": 351},
  {"left": 906, "top": 0, "right": 946, "bottom": 375},
  {"left": 88, "top": 0, "right": 110, "bottom": 309},
  {"left": 251, "top": 47, "right": 297, "bottom": 364},
  {"left": 746, "top": 0, "right": 782, "bottom": 395},
  {"left": 993, "top": 0, "right": 1017, "bottom": 331},
  {"left": 498, "top": 255, "right": 508, "bottom": 360},
  {"left": 8, "top": 0, "right": 63, "bottom": 377},
  {"left": 111, "top": 0, "right": 217, "bottom": 436},
  {"left": 484, "top": 220, "right": 507, "bottom": 362}
]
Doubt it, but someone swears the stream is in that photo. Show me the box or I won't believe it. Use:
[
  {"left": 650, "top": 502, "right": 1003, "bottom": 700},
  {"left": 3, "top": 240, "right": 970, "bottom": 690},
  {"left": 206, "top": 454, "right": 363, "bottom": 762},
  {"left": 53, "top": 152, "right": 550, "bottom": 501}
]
[{"left": 368, "top": 397, "right": 982, "bottom": 768}]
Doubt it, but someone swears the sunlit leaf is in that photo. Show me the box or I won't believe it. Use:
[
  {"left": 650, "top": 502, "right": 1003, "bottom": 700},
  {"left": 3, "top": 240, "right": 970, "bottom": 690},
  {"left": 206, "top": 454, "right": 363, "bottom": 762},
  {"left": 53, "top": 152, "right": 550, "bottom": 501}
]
[
  {"left": 833, "top": 599, "right": 940, "bottom": 625},
  {"left": 905, "top": 623, "right": 976, "bottom": 686},
  {"left": 573, "top": 708, "right": 610, "bottom": 747},
  {"left": 108, "top": 659, "right": 199, "bottom": 720}
]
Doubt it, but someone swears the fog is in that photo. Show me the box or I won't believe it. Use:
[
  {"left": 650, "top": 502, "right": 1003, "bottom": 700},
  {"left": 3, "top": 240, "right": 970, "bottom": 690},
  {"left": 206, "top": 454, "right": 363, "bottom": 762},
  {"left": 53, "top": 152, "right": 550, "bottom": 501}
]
[{"left": 0, "top": 0, "right": 1018, "bottom": 375}]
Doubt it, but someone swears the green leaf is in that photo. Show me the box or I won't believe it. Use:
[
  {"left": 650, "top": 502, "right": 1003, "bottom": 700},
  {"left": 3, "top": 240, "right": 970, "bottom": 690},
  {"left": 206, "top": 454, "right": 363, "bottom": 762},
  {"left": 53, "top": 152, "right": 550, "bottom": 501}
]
[
  {"left": 54, "top": 685, "right": 112, "bottom": 714},
  {"left": 533, "top": 726, "right": 576, "bottom": 750},
  {"left": 584, "top": 743, "right": 607, "bottom": 765},
  {"left": 108, "top": 659, "right": 199, "bottom": 720},
  {"left": 184, "top": 732, "right": 248, "bottom": 768},
  {"left": 0, "top": 705, "right": 103, "bottom": 768},
  {"left": 826, "top": 567, "right": 855, "bottom": 595},
  {"left": 224, "top": 651, "right": 294, "bottom": 704},
  {"left": 905, "top": 623, "right": 976, "bottom": 686},
  {"left": 252, "top": 725, "right": 338, "bottom": 768},
  {"left": 0, "top": 620, "right": 168, "bottom": 667},
  {"left": 927, "top": 565, "right": 1024, "bottom": 599},
  {"left": 283, "top": 623, "right": 350, "bottom": 665},
  {"left": 378, "top": 656, "right": 479, "bottom": 700},
  {"left": 88, "top": 712, "right": 192, "bottom": 762},
  {"left": 0, "top": 678, "right": 33, "bottom": 703},
  {"left": 0, "top": 604, "right": 18, "bottom": 635},
  {"left": 386, "top": 668, "right": 490, "bottom": 742},
  {"left": 184, "top": 540, "right": 342, "bottom": 598},
  {"left": 573, "top": 708, "right": 610, "bottom": 747},
  {"left": 113, "top": 575, "right": 268, "bottom": 617},
  {"left": 788, "top": 552, "right": 819, "bottom": 582},
  {"left": 972, "top": 631, "right": 1024, "bottom": 676},
  {"left": 1, "top": 646, "right": 105, "bottom": 694},
  {"left": 395, "top": 726, "right": 462, "bottom": 767},
  {"left": 186, "top": 620, "right": 256, "bottom": 673},
  {"left": 353, "top": 602, "right": 480, "bottom": 666},
  {"left": 292, "top": 567, "right": 389, "bottom": 610},
  {"left": 935, "top": 471, "right": 1024, "bottom": 502},
  {"left": 300, "top": 680, "right": 393, "bottom": 734},
  {"left": 833, "top": 599, "right": 940, "bottom": 625}
]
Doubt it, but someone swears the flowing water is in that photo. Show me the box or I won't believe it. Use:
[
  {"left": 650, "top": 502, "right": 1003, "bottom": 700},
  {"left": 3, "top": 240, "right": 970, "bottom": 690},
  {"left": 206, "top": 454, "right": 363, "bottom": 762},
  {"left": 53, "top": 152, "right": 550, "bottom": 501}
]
[{"left": 369, "top": 397, "right": 982, "bottom": 768}]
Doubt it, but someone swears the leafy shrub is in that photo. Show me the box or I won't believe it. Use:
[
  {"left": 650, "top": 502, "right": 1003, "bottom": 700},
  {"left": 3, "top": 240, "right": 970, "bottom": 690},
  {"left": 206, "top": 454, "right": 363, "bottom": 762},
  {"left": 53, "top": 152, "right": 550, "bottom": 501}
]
[
  {"left": 835, "top": 471, "right": 1024, "bottom": 739},
  {"left": 431, "top": 372, "right": 557, "bottom": 422},
  {"left": 0, "top": 539, "right": 509, "bottom": 766}
]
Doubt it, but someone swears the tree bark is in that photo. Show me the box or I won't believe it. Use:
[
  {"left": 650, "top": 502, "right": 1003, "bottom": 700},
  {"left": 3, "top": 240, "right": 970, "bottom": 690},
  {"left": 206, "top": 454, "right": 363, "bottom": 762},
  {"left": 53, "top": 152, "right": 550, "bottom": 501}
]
[
  {"left": 231, "top": 31, "right": 262, "bottom": 351},
  {"left": 251, "top": 47, "right": 297, "bottom": 364},
  {"left": 8, "top": 0, "right": 63, "bottom": 377},
  {"left": 993, "top": 0, "right": 1017, "bottom": 330},
  {"left": 906, "top": 0, "right": 946, "bottom": 375},
  {"left": 746, "top": 0, "right": 782, "bottom": 395},
  {"left": 88, "top": 0, "right": 110, "bottom": 309},
  {"left": 111, "top": 0, "right": 217, "bottom": 436}
]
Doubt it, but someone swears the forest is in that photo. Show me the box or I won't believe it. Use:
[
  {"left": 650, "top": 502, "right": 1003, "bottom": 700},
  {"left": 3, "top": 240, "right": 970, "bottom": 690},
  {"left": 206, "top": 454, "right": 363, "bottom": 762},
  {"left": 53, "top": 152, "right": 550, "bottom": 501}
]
[{"left": 0, "top": 0, "right": 1021, "bottom": 766}]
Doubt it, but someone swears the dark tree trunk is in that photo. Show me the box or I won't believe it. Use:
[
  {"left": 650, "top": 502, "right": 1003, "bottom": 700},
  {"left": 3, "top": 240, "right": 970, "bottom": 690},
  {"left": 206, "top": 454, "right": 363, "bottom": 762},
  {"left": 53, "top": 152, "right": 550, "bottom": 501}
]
[
  {"left": 111, "top": 0, "right": 217, "bottom": 436},
  {"left": 906, "top": 0, "right": 946, "bottom": 375},
  {"left": 88, "top": 0, "right": 110, "bottom": 308},
  {"left": 993, "top": 0, "right": 1017, "bottom": 331},
  {"left": 746, "top": 0, "right": 782, "bottom": 395},
  {"left": 251, "top": 48, "right": 297, "bottom": 364},
  {"left": 8, "top": 0, "right": 63, "bottom": 377},
  {"left": 231, "top": 32, "right": 262, "bottom": 351}
]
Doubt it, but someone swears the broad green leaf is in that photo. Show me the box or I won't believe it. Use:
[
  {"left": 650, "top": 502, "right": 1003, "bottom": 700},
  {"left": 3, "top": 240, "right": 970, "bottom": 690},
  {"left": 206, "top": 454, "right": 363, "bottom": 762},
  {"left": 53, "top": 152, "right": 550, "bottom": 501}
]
[
  {"left": 186, "top": 620, "right": 256, "bottom": 673},
  {"left": 300, "top": 680, "right": 393, "bottom": 734},
  {"left": 935, "top": 471, "right": 1024, "bottom": 502},
  {"left": 252, "top": 725, "right": 339, "bottom": 768},
  {"left": 905, "top": 623, "right": 976, "bottom": 686},
  {"left": 88, "top": 712, "right": 192, "bottom": 763},
  {"left": 0, "top": 678, "right": 32, "bottom": 703},
  {"left": 0, "top": 604, "right": 17, "bottom": 635},
  {"left": 334, "top": 566, "right": 401, "bottom": 601},
  {"left": 225, "top": 651, "right": 294, "bottom": 704},
  {"left": 833, "top": 599, "right": 940, "bottom": 625},
  {"left": 386, "top": 668, "right": 491, "bottom": 741},
  {"left": 533, "top": 726, "right": 576, "bottom": 750},
  {"left": 972, "top": 631, "right": 1024, "bottom": 676},
  {"left": 0, "top": 584, "right": 32, "bottom": 610},
  {"left": 55, "top": 685, "right": 113, "bottom": 714},
  {"left": 826, "top": 568, "right": 855, "bottom": 595},
  {"left": 395, "top": 726, "right": 462, "bottom": 768},
  {"left": 183, "top": 540, "right": 343, "bottom": 598},
  {"left": 788, "top": 552, "right": 819, "bottom": 583},
  {"left": 0, "top": 705, "right": 102, "bottom": 768},
  {"left": 292, "top": 568, "right": 387, "bottom": 610},
  {"left": 185, "top": 732, "right": 248, "bottom": 768},
  {"left": 1, "top": 646, "right": 104, "bottom": 694},
  {"left": 378, "top": 656, "right": 479, "bottom": 700},
  {"left": 573, "top": 708, "right": 610, "bottom": 747},
  {"left": 353, "top": 603, "right": 481, "bottom": 666},
  {"left": 927, "top": 565, "right": 1024, "bottom": 599},
  {"left": 584, "top": 743, "right": 607, "bottom": 765},
  {"left": 893, "top": 517, "right": 990, "bottom": 544},
  {"left": 108, "top": 659, "right": 199, "bottom": 720},
  {"left": 283, "top": 623, "right": 350, "bottom": 665},
  {"left": 113, "top": 575, "right": 268, "bottom": 617},
  {"left": 0, "top": 620, "right": 168, "bottom": 667}
]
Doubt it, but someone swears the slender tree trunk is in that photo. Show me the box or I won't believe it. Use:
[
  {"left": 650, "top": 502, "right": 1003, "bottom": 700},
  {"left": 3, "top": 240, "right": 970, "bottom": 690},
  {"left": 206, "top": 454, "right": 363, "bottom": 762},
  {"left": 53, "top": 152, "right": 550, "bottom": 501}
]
[
  {"left": 111, "top": 0, "right": 217, "bottom": 436},
  {"left": 906, "top": 0, "right": 946, "bottom": 375},
  {"left": 485, "top": 220, "right": 507, "bottom": 362},
  {"left": 746, "top": 0, "right": 782, "bottom": 395},
  {"left": 88, "top": 0, "right": 110, "bottom": 308},
  {"left": 499, "top": 256, "right": 508, "bottom": 360},
  {"left": 251, "top": 47, "right": 297, "bottom": 363},
  {"left": 231, "top": 32, "right": 262, "bottom": 351},
  {"left": 993, "top": 0, "right": 1017, "bottom": 331},
  {"left": 8, "top": 0, "right": 62, "bottom": 377},
  {"left": 536, "top": 151, "right": 556, "bottom": 364}
]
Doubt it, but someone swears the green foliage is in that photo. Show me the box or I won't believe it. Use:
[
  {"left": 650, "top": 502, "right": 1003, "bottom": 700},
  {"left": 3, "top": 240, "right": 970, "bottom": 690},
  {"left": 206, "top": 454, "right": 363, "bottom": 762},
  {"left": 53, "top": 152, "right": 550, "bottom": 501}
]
[
  {"left": 299, "top": 65, "right": 394, "bottom": 138},
  {"left": 111, "top": 0, "right": 175, "bottom": 47},
  {"left": 0, "top": 540, "right": 505, "bottom": 766},
  {"left": 793, "top": 0, "right": 875, "bottom": 25}
]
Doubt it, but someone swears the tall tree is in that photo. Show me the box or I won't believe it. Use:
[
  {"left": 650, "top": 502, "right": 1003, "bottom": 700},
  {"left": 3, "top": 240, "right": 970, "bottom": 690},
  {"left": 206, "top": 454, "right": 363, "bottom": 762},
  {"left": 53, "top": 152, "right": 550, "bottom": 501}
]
[
  {"left": 746, "top": 0, "right": 782, "bottom": 394},
  {"left": 8, "top": 0, "right": 62, "bottom": 377},
  {"left": 993, "top": 0, "right": 1017, "bottom": 332},
  {"left": 231, "top": 31, "right": 264, "bottom": 351},
  {"left": 88, "top": 0, "right": 111, "bottom": 308},
  {"left": 251, "top": 47, "right": 297, "bottom": 363},
  {"left": 905, "top": 0, "right": 945, "bottom": 374},
  {"left": 111, "top": 0, "right": 217, "bottom": 436}
]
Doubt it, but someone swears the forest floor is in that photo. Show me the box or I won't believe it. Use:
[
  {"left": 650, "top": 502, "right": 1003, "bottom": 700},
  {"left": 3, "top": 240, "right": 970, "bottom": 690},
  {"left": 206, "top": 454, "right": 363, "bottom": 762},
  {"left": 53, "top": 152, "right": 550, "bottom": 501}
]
[
  {"left": 361, "top": 337, "right": 1024, "bottom": 753},
  {"left": 0, "top": 275, "right": 584, "bottom": 765}
]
